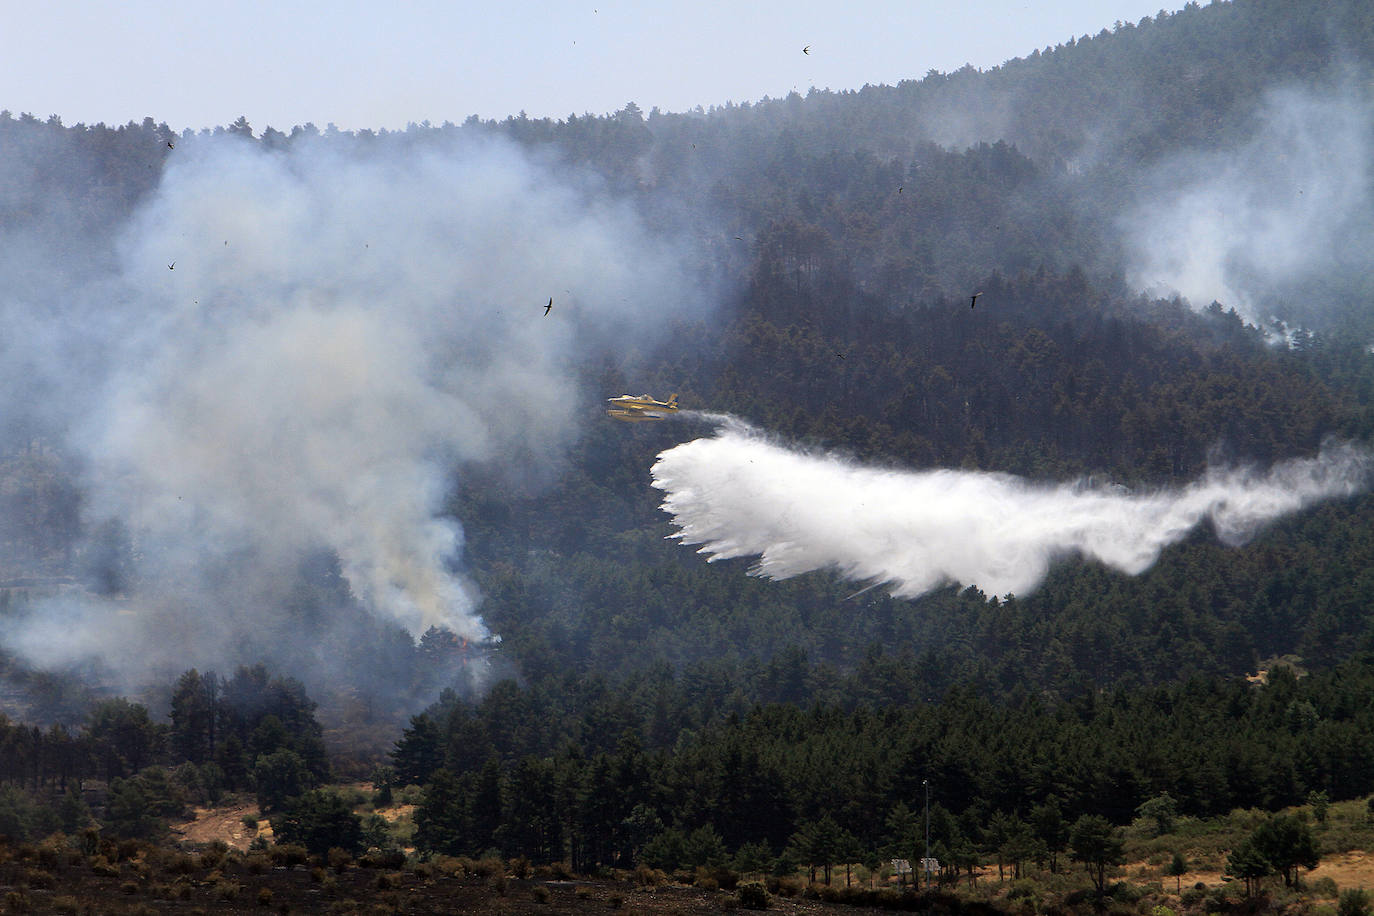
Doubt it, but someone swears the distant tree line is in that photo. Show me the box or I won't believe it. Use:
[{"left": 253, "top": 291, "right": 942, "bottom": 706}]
[
  {"left": 0, "top": 663, "right": 328, "bottom": 841},
  {"left": 393, "top": 654, "right": 1374, "bottom": 872}
]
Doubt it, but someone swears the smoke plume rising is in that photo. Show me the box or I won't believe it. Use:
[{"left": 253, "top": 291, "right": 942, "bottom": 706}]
[
  {"left": 652, "top": 424, "right": 1370, "bottom": 600},
  {"left": 0, "top": 131, "right": 704, "bottom": 685},
  {"left": 1121, "top": 77, "right": 1374, "bottom": 327}
]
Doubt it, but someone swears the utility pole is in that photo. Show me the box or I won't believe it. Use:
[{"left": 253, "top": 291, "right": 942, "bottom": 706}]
[
  {"left": 923, "top": 778, "right": 930, "bottom": 888},
  {"left": 923, "top": 779, "right": 931, "bottom": 860}
]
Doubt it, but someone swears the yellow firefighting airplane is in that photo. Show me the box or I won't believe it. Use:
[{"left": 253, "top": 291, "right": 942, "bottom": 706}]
[{"left": 606, "top": 393, "right": 679, "bottom": 422}]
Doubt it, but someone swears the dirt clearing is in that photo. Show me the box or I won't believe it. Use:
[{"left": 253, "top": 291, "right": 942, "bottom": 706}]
[{"left": 169, "top": 800, "right": 271, "bottom": 851}]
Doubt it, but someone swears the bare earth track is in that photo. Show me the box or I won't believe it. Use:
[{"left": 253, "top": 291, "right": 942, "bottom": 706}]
[{"left": 169, "top": 801, "right": 273, "bottom": 852}]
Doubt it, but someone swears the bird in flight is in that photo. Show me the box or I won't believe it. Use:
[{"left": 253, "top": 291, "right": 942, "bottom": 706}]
[
  {"left": 969, "top": 291, "right": 982, "bottom": 309},
  {"left": 802, "top": 45, "right": 811, "bottom": 54},
  {"left": 544, "top": 297, "right": 553, "bottom": 316},
  {"left": 166, "top": 140, "right": 174, "bottom": 149},
  {"left": 168, "top": 261, "right": 175, "bottom": 270}
]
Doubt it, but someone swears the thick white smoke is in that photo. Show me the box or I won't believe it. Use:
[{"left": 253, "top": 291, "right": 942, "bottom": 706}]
[
  {"left": 1, "top": 131, "right": 704, "bottom": 679},
  {"left": 652, "top": 425, "right": 1369, "bottom": 599},
  {"left": 1122, "top": 78, "right": 1374, "bottom": 326}
]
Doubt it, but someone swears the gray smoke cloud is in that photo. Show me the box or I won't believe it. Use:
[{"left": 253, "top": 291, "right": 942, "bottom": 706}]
[
  {"left": 1, "top": 131, "right": 706, "bottom": 682},
  {"left": 652, "top": 424, "right": 1369, "bottom": 600},
  {"left": 1121, "top": 77, "right": 1374, "bottom": 326}
]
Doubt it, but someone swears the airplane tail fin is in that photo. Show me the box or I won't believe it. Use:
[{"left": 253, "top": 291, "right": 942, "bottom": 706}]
[{"left": 667, "top": 393, "right": 679, "bottom": 408}]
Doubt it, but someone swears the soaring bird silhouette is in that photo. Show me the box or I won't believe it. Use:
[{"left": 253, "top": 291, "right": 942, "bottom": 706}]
[
  {"left": 544, "top": 297, "right": 553, "bottom": 316},
  {"left": 802, "top": 45, "right": 811, "bottom": 54},
  {"left": 168, "top": 261, "right": 175, "bottom": 270},
  {"left": 166, "top": 140, "right": 174, "bottom": 149},
  {"left": 969, "top": 291, "right": 982, "bottom": 309}
]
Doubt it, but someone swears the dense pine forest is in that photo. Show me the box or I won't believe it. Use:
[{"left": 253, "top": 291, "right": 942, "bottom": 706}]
[{"left": 3, "top": 0, "right": 1374, "bottom": 911}]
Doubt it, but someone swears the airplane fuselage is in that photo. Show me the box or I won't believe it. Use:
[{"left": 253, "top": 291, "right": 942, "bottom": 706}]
[{"left": 606, "top": 393, "right": 678, "bottom": 421}]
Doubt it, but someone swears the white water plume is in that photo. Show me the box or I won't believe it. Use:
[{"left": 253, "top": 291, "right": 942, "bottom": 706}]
[{"left": 652, "top": 425, "right": 1370, "bottom": 600}]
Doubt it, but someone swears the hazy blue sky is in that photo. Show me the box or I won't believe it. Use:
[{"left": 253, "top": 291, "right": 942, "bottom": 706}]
[{"left": 8, "top": 1, "right": 1191, "bottom": 132}]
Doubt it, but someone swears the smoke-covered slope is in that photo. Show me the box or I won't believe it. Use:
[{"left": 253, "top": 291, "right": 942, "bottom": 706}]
[{"left": 3, "top": 0, "right": 1374, "bottom": 719}]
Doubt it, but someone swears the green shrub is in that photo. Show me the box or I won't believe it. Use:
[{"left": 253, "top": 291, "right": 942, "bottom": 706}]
[
  {"left": 769, "top": 875, "right": 805, "bottom": 897},
  {"left": 271, "top": 789, "right": 363, "bottom": 855},
  {"left": 1311, "top": 876, "right": 1340, "bottom": 899},
  {"left": 694, "top": 864, "right": 738, "bottom": 890},
  {"left": 634, "top": 864, "right": 668, "bottom": 886},
  {"left": 1205, "top": 885, "right": 1238, "bottom": 912},
  {"left": 738, "top": 880, "right": 770, "bottom": 909},
  {"left": 91, "top": 854, "right": 120, "bottom": 877},
  {"left": 1340, "top": 888, "right": 1372, "bottom": 916},
  {"left": 198, "top": 841, "right": 228, "bottom": 870},
  {"left": 430, "top": 855, "right": 468, "bottom": 877},
  {"left": 268, "top": 843, "right": 308, "bottom": 867},
  {"left": 473, "top": 856, "right": 504, "bottom": 877},
  {"left": 359, "top": 847, "right": 406, "bottom": 869},
  {"left": 1110, "top": 881, "right": 1142, "bottom": 903},
  {"left": 35, "top": 843, "right": 61, "bottom": 870}
]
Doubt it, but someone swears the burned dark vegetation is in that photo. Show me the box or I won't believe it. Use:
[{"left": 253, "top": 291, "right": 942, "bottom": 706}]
[{"left": 4, "top": 0, "right": 1374, "bottom": 911}]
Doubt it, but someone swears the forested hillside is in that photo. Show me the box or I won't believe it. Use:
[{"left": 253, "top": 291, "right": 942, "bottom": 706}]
[
  {"left": 392, "top": 654, "right": 1374, "bottom": 870},
  {"left": 450, "top": 0, "right": 1374, "bottom": 702},
  {"left": 2, "top": 1, "right": 1374, "bottom": 890}
]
